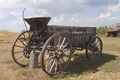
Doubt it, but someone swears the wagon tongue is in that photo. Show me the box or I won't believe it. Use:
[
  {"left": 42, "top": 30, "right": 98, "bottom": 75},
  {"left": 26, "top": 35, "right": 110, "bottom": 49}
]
[{"left": 24, "top": 17, "right": 51, "bottom": 27}]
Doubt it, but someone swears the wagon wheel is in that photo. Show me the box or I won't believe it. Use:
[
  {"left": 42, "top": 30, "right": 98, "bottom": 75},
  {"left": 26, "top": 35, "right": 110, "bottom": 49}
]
[
  {"left": 86, "top": 36, "right": 103, "bottom": 65},
  {"left": 12, "top": 31, "right": 33, "bottom": 67},
  {"left": 41, "top": 32, "right": 72, "bottom": 77}
]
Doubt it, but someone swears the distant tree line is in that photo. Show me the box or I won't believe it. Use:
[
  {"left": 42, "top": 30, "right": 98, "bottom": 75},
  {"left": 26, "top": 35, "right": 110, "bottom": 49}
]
[{"left": 96, "top": 26, "right": 106, "bottom": 35}]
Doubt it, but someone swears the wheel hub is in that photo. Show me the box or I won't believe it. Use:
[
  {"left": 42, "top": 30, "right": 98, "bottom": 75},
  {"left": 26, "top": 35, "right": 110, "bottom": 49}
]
[
  {"left": 23, "top": 46, "right": 31, "bottom": 58},
  {"left": 55, "top": 50, "right": 63, "bottom": 58}
]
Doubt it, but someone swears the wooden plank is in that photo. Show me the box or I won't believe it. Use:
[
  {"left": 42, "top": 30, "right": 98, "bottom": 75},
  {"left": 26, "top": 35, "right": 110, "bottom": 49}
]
[{"left": 48, "top": 25, "right": 96, "bottom": 34}]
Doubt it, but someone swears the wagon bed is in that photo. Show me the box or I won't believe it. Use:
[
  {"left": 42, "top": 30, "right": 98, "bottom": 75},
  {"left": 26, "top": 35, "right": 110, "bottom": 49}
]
[{"left": 48, "top": 25, "right": 96, "bottom": 48}]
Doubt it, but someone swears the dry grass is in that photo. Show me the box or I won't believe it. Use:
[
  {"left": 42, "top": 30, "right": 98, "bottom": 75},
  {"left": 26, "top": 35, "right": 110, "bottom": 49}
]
[{"left": 0, "top": 30, "right": 120, "bottom": 80}]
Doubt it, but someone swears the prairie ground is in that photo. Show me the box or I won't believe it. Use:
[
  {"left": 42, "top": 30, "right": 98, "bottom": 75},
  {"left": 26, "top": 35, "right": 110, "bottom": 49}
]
[{"left": 0, "top": 30, "right": 120, "bottom": 80}]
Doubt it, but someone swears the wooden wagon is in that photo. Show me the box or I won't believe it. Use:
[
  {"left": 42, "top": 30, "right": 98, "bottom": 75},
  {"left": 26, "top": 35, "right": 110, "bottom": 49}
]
[{"left": 11, "top": 17, "right": 103, "bottom": 77}]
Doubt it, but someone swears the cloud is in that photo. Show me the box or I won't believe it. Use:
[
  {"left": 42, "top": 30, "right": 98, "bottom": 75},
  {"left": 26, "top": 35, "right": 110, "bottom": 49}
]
[
  {"left": 26, "top": 0, "right": 91, "bottom": 16},
  {"left": 52, "top": 14, "right": 64, "bottom": 24},
  {"left": 108, "top": 3, "right": 120, "bottom": 12},
  {"left": 69, "top": 17, "right": 99, "bottom": 26},
  {"left": 109, "top": 16, "right": 120, "bottom": 21},
  {"left": 0, "top": 0, "right": 22, "bottom": 8},
  {"left": 97, "top": 13, "right": 111, "bottom": 19},
  {"left": 25, "top": 0, "right": 119, "bottom": 18},
  {"left": 70, "top": 18, "right": 74, "bottom": 22},
  {"left": 86, "top": 0, "right": 118, "bottom": 7},
  {"left": 10, "top": 11, "right": 20, "bottom": 16},
  {"left": 70, "top": 17, "right": 79, "bottom": 23},
  {"left": 0, "top": 16, "right": 2, "bottom": 19},
  {"left": 32, "top": 0, "right": 53, "bottom": 3},
  {"left": 0, "top": 11, "right": 3, "bottom": 19}
]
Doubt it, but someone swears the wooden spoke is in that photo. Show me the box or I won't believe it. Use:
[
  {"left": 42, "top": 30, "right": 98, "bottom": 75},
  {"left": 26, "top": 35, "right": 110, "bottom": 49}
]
[
  {"left": 14, "top": 50, "right": 23, "bottom": 54},
  {"left": 15, "top": 45, "right": 25, "bottom": 48}
]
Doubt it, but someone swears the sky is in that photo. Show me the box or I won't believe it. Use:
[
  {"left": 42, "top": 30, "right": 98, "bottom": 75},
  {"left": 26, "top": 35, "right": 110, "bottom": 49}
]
[{"left": 0, "top": 0, "right": 120, "bottom": 32}]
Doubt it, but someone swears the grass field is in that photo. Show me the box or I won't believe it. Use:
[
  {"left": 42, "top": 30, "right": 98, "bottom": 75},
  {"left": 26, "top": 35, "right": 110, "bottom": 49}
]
[{"left": 0, "top": 30, "right": 120, "bottom": 80}]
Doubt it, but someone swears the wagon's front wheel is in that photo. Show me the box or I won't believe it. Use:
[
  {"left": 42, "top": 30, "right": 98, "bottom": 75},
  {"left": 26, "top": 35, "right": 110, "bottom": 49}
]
[
  {"left": 11, "top": 31, "right": 33, "bottom": 67},
  {"left": 86, "top": 36, "right": 103, "bottom": 65},
  {"left": 41, "top": 32, "right": 72, "bottom": 77}
]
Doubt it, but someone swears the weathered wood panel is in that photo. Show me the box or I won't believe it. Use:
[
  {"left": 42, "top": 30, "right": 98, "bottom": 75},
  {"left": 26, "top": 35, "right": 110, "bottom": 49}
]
[{"left": 48, "top": 25, "right": 96, "bottom": 43}]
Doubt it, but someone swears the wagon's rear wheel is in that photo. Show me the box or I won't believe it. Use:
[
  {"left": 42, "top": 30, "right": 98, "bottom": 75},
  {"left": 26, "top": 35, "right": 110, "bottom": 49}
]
[
  {"left": 86, "top": 36, "right": 103, "bottom": 65},
  {"left": 12, "top": 31, "right": 33, "bottom": 67},
  {"left": 41, "top": 32, "right": 72, "bottom": 77}
]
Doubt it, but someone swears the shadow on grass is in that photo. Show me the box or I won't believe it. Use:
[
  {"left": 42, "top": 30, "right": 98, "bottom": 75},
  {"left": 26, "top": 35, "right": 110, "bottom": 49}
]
[{"left": 59, "top": 53, "right": 117, "bottom": 78}]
